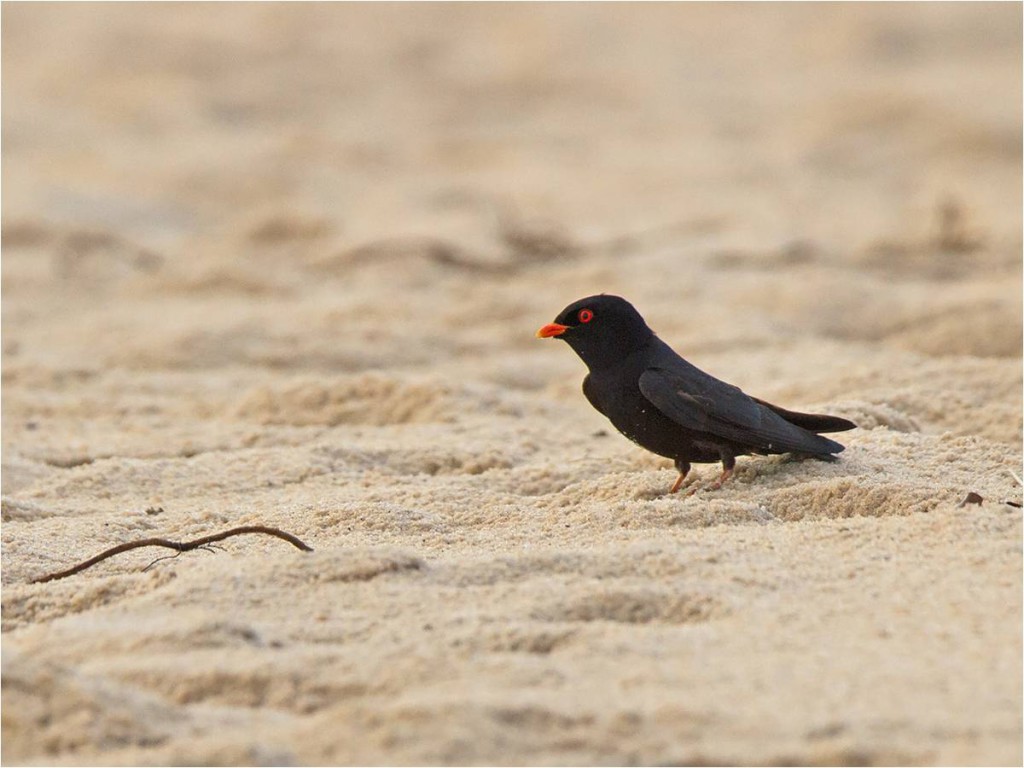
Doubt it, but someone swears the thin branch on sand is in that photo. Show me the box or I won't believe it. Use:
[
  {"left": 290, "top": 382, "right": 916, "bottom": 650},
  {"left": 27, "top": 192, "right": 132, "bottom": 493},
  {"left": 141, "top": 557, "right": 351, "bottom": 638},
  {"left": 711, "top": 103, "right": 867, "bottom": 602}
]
[{"left": 31, "top": 525, "right": 313, "bottom": 584}]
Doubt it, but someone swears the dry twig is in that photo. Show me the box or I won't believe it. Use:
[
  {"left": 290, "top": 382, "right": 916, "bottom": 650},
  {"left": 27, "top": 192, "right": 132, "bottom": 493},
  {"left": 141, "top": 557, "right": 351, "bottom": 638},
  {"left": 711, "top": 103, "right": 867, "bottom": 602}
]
[{"left": 31, "top": 525, "right": 313, "bottom": 584}]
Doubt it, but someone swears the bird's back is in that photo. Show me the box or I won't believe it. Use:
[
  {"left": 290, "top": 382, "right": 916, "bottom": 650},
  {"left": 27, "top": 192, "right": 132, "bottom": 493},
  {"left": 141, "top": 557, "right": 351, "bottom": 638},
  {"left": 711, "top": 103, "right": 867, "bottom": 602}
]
[{"left": 633, "top": 337, "right": 850, "bottom": 459}]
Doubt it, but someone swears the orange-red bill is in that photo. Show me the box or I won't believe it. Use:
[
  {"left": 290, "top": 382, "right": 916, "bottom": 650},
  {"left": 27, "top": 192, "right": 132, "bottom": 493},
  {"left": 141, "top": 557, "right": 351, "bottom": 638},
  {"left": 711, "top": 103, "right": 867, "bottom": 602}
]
[{"left": 536, "top": 323, "right": 569, "bottom": 338}]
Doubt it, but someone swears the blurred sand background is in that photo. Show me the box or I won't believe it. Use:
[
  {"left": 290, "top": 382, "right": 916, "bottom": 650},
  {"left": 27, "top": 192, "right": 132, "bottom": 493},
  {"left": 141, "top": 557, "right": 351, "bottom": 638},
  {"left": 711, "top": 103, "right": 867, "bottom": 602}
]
[{"left": 2, "top": 3, "right": 1022, "bottom": 765}]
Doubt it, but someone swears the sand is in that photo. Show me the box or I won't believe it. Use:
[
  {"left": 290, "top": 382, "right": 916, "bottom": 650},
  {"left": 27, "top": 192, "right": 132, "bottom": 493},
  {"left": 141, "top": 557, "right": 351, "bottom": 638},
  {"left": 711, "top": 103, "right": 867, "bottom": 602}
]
[{"left": 2, "top": 4, "right": 1022, "bottom": 766}]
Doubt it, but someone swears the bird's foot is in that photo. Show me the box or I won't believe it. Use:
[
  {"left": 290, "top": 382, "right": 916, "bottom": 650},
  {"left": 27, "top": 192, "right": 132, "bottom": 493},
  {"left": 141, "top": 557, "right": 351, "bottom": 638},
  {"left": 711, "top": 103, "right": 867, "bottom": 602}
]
[
  {"left": 707, "top": 467, "right": 734, "bottom": 491},
  {"left": 668, "top": 471, "right": 696, "bottom": 494},
  {"left": 684, "top": 468, "right": 734, "bottom": 496}
]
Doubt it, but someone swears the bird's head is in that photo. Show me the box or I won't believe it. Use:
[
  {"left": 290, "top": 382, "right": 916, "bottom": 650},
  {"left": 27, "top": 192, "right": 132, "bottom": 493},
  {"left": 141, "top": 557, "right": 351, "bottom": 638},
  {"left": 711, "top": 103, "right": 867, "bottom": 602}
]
[{"left": 536, "top": 294, "right": 654, "bottom": 371}]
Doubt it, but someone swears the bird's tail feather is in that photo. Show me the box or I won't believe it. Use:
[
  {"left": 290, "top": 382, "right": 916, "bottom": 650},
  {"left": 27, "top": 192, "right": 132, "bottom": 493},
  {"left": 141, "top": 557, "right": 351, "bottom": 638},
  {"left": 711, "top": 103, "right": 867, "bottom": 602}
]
[{"left": 751, "top": 398, "right": 856, "bottom": 434}]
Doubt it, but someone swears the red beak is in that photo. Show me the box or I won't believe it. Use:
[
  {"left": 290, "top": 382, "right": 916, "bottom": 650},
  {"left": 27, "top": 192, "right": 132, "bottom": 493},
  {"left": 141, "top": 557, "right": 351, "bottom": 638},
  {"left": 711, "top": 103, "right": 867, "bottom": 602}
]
[{"left": 536, "top": 323, "right": 569, "bottom": 338}]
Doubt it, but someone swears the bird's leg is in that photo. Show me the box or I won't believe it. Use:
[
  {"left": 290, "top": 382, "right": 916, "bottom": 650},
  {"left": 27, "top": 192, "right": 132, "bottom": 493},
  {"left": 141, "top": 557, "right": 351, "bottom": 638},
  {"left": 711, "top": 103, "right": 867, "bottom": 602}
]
[
  {"left": 686, "top": 452, "right": 736, "bottom": 496},
  {"left": 705, "top": 452, "right": 737, "bottom": 491},
  {"left": 668, "top": 459, "right": 693, "bottom": 494},
  {"left": 706, "top": 467, "right": 734, "bottom": 491}
]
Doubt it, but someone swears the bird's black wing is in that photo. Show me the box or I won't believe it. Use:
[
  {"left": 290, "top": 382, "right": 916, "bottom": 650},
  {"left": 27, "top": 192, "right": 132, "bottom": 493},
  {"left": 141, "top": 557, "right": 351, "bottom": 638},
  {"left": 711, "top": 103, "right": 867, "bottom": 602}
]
[{"left": 638, "top": 363, "right": 843, "bottom": 455}]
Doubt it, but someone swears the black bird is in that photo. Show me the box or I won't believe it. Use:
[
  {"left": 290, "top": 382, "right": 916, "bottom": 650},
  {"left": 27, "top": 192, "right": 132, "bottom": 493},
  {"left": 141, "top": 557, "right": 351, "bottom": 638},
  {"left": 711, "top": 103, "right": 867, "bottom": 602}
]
[{"left": 537, "top": 295, "right": 856, "bottom": 493}]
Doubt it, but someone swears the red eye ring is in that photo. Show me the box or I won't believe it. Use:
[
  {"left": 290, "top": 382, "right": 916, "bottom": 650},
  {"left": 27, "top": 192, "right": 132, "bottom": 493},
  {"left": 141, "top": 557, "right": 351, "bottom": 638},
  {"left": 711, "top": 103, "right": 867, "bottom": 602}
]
[{"left": 578, "top": 308, "right": 594, "bottom": 324}]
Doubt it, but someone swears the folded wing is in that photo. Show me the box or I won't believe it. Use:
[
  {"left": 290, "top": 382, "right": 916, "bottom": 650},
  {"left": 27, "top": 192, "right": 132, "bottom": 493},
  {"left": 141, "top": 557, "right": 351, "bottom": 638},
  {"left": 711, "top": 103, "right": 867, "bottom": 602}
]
[{"left": 638, "top": 365, "right": 846, "bottom": 456}]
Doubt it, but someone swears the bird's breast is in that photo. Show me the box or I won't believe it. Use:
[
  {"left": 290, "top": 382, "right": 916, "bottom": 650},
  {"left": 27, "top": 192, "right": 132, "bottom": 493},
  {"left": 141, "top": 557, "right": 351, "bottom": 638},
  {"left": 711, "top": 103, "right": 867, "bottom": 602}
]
[{"left": 583, "top": 371, "right": 687, "bottom": 458}]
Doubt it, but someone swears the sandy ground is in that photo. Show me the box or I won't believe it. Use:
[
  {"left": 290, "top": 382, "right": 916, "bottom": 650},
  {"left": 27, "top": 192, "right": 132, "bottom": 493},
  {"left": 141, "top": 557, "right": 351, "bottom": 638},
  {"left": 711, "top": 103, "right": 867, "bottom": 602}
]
[{"left": 2, "top": 4, "right": 1022, "bottom": 766}]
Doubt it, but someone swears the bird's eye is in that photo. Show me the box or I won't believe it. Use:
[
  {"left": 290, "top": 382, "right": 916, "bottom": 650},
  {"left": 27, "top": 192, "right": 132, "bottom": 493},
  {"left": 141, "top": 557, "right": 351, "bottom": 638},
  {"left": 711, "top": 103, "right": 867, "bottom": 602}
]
[{"left": 578, "top": 309, "right": 594, "bottom": 324}]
